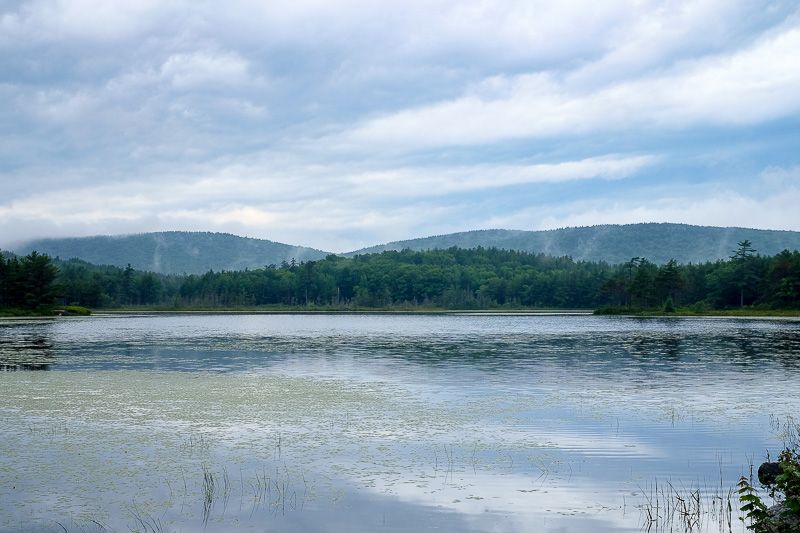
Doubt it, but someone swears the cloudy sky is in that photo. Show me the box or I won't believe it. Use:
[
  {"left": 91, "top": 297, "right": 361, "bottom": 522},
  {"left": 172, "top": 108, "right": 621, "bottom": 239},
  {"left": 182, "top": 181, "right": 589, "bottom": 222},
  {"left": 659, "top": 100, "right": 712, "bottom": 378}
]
[{"left": 1, "top": 0, "right": 799, "bottom": 252}]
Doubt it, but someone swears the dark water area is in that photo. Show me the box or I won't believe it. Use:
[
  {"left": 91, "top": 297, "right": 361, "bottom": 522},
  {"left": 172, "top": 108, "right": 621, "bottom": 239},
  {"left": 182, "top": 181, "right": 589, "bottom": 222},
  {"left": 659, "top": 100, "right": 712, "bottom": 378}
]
[{"left": 0, "top": 314, "right": 798, "bottom": 532}]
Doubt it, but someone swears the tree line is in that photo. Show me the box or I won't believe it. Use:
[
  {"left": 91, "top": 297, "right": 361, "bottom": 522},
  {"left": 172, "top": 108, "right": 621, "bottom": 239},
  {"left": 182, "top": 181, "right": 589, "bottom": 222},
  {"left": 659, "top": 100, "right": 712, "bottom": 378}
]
[
  {"left": 0, "top": 251, "right": 60, "bottom": 311},
  {"left": 2, "top": 241, "right": 799, "bottom": 312}
]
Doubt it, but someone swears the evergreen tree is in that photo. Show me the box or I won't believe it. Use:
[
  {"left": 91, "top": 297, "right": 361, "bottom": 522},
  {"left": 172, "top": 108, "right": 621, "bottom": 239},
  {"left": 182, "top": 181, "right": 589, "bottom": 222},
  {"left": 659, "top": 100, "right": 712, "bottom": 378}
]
[
  {"left": 0, "top": 251, "right": 59, "bottom": 310},
  {"left": 730, "top": 240, "right": 759, "bottom": 307},
  {"left": 21, "top": 252, "right": 60, "bottom": 309}
]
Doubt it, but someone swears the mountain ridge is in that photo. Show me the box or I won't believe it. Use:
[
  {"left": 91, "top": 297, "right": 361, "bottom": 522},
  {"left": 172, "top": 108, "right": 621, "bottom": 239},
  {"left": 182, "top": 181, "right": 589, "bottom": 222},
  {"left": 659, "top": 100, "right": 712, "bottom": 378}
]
[
  {"left": 345, "top": 223, "right": 800, "bottom": 264},
  {"left": 13, "top": 231, "right": 329, "bottom": 275},
  {"left": 11, "top": 223, "right": 800, "bottom": 275}
]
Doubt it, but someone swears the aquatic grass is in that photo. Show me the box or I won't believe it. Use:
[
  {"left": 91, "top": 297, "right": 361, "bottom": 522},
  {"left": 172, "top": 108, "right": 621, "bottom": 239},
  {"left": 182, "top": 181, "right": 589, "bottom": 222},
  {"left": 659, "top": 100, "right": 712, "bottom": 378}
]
[
  {"left": 244, "top": 463, "right": 303, "bottom": 517},
  {"left": 127, "top": 504, "right": 165, "bottom": 533},
  {"left": 181, "top": 433, "right": 211, "bottom": 456},
  {"left": 201, "top": 464, "right": 215, "bottom": 526},
  {"left": 770, "top": 414, "right": 800, "bottom": 449},
  {"left": 220, "top": 466, "right": 231, "bottom": 513},
  {"left": 638, "top": 477, "right": 738, "bottom": 533},
  {"left": 49, "top": 518, "right": 109, "bottom": 533},
  {"left": 248, "top": 468, "right": 270, "bottom": 513}
]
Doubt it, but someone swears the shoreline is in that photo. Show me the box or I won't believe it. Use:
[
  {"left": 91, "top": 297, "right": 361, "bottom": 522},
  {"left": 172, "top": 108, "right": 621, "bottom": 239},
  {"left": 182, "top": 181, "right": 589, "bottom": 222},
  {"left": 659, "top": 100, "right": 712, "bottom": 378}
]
[{"left": 3, "top": 307, "right": 800, "bottom": 319}]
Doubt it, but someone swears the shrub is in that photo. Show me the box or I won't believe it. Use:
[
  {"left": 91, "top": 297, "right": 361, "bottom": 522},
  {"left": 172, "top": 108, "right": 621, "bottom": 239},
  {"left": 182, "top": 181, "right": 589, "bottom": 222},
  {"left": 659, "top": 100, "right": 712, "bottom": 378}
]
[
  {"left": 739, "top": 447, "right": 800, "bottom": 532},
  {"left": 63, "top": 305, "right": 91, "bottom": 316}
]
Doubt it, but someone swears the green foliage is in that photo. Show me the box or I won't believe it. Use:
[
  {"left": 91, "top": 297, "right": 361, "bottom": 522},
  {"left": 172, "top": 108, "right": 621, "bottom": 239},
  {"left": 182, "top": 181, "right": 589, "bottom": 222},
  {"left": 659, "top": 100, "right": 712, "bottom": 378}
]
[
  {"left": 5, "top": 242, "right": 798, "bottom": 311},
  {"left": 63, "top": 305, "right": 91, "bottom": 316},
  {"left": 55, "top": 258, "right": 182, "bottom": 308},
  {"left": 738, "top": 476, "right": 771, "bottom": 531},
  {"left": 0, "top": 250, "right": 59, "bottom": 311},
  {"left": 776, "top": 448, "right": 800, "bottom": 517},
  {"left": 738, "top": 448, "right": 800, "bottom": 532}
]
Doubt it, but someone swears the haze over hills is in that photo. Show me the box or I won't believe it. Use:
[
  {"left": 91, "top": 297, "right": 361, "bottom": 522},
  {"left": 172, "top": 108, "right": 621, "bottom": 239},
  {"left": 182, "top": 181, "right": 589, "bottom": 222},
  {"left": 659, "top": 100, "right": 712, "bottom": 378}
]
[
  {"left": 11, "top": 223, "right": 800, "bottom": 274},
  {"left": 347, "top": 224, "right": 800, "bottom": 265},
  {"left": 14, "top": 232, "right": 329, "bottom": 275}
]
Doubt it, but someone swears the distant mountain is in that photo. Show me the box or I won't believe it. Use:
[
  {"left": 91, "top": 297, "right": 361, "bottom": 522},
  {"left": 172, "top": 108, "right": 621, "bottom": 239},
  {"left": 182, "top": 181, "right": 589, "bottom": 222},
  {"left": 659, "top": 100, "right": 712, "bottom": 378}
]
[
  {"left": 14, "top": 224, "right": 800, "bottom": 274},
  {"left": 15, "top": 232, "right": 330, "bottom": 275},
  {"left": 347, "top": 224, "right": 800, "bottom": 265}
]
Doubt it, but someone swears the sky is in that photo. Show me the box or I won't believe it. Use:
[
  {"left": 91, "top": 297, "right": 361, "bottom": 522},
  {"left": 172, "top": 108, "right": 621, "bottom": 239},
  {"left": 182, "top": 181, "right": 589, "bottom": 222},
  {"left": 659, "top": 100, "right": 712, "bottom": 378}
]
[{"left": 1, "top": 0, "right": 799, "bottom": 252}]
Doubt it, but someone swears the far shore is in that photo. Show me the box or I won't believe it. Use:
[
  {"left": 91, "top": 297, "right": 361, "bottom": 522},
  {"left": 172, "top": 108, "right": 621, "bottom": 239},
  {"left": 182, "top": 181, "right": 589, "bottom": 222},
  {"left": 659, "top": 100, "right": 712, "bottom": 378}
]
[{"left": 3, "top": 307, "right": 800, "bottom": 319}]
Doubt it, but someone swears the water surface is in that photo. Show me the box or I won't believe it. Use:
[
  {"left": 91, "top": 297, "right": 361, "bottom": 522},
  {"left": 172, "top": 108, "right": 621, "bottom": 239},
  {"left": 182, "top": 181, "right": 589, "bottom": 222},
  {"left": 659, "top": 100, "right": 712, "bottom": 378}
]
[{"left": 1, "top": 314, "right": 798, "bottom": 532}]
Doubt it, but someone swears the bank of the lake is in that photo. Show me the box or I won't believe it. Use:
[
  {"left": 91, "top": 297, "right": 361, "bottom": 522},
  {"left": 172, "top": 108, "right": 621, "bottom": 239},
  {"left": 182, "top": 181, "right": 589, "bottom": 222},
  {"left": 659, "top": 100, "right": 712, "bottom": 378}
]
[
  {"left": 595, "top": 305, "right": 800, "bottom": 318},
  {"left": 95, "top": 305, "right": 593, "bottom": 315},
  {"left": 0, "top": 305, "right": 91, "bottom": 317},
  {"left": 50, "top": 304, "right": 800, "bottom": 319}
]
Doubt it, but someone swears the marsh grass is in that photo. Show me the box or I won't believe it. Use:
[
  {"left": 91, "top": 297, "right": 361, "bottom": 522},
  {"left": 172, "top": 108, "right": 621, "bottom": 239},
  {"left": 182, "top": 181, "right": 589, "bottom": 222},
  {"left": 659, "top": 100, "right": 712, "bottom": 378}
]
[
  {"left": 638, "top": 417, "right": 799, "bottom": 533},
  {"left": 639, "top": 478, "right": 738, "bottom": 533},
  {"left": 770, "top": 415, "right": 799, "bottom": 449},
  {"left": 201, "top": 464, "right": 215, "bottom": 526},
  {"left": 127, "top": 504, "right": 165, "bottom": 533},
  {"left": 246, "top": 464, "right": 300, "bottom": 516},
  {"left": 181, "top": 433, "right": 211, "bottom": 455},
  {"left": 51, "top": 518, "right": 109, "bottom": 533}
]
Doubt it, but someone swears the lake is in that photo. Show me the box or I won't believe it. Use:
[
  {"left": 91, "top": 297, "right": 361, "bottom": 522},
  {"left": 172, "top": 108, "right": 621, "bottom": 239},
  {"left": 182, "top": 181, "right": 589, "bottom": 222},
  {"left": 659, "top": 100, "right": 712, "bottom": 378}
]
[{"left": 1, "top": 313, "right": 798, "bottom": 532}]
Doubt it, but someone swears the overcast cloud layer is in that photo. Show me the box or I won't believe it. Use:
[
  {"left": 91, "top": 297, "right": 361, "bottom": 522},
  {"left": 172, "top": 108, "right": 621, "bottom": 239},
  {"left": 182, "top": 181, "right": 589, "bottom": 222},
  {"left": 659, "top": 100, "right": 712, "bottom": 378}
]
[{"left": 1, "top": 0, "right": 799, "bottom": 251}]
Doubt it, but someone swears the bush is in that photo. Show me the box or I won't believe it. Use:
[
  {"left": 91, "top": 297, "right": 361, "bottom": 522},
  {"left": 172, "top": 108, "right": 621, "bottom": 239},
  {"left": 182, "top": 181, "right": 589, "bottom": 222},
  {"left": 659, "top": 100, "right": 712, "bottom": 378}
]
[
  {"left": 593, "top": 306, "right": 645, "bottom": 315},
  {"left": 775, "top": 448, "right": 800, "bottom": 517},
  {"left": 63, "top": 305, "right": 91, "bottom": 316},
  {"left": 739, "top": 447, "right": 800, "bottom": 532}
]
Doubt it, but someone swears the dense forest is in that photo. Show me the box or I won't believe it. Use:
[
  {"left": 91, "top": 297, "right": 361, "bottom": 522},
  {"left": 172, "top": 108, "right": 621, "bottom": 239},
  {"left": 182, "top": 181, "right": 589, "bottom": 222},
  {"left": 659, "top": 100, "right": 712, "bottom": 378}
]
[
  {"left": 2, "top": 241, "right": 799, "bottom": 313},
  {"left": 0, "top": 251, "right": 60, "bottom": 311}
]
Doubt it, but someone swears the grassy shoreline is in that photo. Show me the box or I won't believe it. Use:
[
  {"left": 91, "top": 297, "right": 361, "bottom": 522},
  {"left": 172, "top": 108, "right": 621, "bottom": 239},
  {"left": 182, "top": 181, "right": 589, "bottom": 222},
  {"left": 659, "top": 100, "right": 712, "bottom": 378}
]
[
  {"left": 95, "top": 306, "right": 593, "bottom": 315},
  {"left": 593, "top": 306, "right": 800, "bottom": 317},
  {"left": 4, "top": 305, "right": 799, "bottom": 318},
  {"left": 85, "top": 303, "right": 800, "bottom": 317}
]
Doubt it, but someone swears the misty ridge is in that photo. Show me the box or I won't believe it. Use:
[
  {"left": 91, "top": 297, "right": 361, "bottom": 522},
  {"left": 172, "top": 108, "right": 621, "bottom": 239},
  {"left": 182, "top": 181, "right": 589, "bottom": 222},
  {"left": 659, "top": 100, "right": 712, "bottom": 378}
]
[{"left": 12, "top": 223, "right": 800, "bottom": 276}]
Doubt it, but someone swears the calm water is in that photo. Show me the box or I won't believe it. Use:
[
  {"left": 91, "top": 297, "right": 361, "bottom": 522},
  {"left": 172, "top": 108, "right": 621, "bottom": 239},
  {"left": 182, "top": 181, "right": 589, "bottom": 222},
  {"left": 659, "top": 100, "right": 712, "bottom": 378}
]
[{"left": 1, "top": 313, "right": 799, "bottom": 532}]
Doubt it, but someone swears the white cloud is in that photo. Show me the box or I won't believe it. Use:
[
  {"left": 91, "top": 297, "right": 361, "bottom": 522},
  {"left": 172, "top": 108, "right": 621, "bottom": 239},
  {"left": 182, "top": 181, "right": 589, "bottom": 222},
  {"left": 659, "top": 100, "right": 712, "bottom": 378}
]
[
  {"left": 760, "top": 164, "right": 800, "bottom": 188},
  {"left": 160, "top": 51, "right": 250, "bottom": 89},
  {"left": 1, "top": 0, "right": 799, "bottom": 248},
  {"left": 495, "top": 187, "right": 800, "bottom": 233},
  {"left": 0, "top": 0, "right": 181, "bottom": 44},
  {"left": 0, "top": 152, "right": 653, "bottom": 216},
  {"left": 344, "top": 24, "right": 800, "bottom": 149},
  {"left": 2, "top": 153, "right": 798, "bottom": 252},
  {"left": 346, "top": 155, "right": 658, "bottom": 197}
]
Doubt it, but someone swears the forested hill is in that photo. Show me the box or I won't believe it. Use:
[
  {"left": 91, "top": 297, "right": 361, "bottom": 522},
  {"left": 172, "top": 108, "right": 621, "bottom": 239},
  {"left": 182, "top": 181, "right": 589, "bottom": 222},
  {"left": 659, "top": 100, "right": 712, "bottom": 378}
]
[
  {"left": 13, "top": 224, "right": 800, "bottom": 274},
  {"left": 15, "top": 232, "right": 329, "bottom": 275},
  {"left": 348, "top": 224, "right": 800, "bottom": 264}
]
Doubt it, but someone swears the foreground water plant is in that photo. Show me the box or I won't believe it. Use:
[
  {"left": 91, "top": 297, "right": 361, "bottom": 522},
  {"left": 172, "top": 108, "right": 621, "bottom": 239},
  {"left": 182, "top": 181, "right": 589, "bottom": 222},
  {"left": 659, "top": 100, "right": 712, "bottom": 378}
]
[
  {"left": 738, "top": 447, "right": 800, "bottom": 532},
  {"left": 638, "top": 476, "right": 737, "bottom": 533}
]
